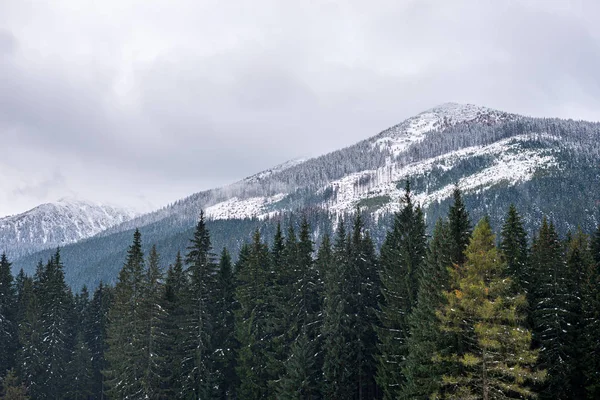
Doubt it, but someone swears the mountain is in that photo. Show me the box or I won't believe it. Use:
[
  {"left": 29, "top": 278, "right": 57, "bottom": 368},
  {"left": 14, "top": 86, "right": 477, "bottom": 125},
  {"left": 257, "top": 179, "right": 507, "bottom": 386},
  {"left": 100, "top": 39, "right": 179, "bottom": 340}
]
[
  {"left": 0, "top": 198, "right": 136, "bottom": 259},
  {"left": 13, "top": 103, "right": 600, "bottom": 289}
]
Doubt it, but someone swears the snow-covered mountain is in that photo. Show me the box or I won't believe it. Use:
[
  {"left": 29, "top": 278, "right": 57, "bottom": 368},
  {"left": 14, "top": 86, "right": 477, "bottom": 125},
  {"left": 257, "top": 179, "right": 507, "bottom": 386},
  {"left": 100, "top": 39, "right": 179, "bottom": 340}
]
[
  {"left": 13, "top": 103, "right": 600, "bottom": 289},
  {"left": 0, "top": 198, "right": 136, "bottom": 258}
]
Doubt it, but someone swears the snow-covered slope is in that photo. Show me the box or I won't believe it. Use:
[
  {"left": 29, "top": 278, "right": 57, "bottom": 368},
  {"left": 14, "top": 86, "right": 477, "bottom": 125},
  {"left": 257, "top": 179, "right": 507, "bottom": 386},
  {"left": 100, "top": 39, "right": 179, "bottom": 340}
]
[
  {"left": 0, "top": 198, "right": 136, "bottom": 258},
  {"left": 98, "top": 102, "right": 598, "bottom": 232}
]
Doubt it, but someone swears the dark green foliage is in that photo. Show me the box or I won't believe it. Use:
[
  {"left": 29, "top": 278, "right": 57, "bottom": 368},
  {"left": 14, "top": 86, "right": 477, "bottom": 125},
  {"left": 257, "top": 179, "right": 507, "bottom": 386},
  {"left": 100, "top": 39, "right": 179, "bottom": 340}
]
[
  {"left": 447, "top": 187, "right": 472, "bottom": 266},
  {"left": 0, "top": 253, "right": 17, "bottom": 376},
  {"left": 105, "top": 229, "right": 148, "bottom": 399},
  {"left": 277, "top": 332, "right": 320, "bottom": 400},
  {"left": 65, "top": 332, "right": 94, "bottom": 400},
  {"left": 86, "top": 282, "right": 113, "bottom": 400},
  {"left": 529, "top": 219, "right": 575, "bottom": 399},
  {"left": 402, "top": 219, "right": 452, "bottom": 399},
  {"left": 215, "top": 248, "right": 237, "bottom": 399},
  {"left": 162, "top": 252, "right": 188, "bottom": 398},
  {"left": 500, "top": 204, "right": 529, "bottom": 290},
  {"left": 235, "top": 230, "right": 272, "bottom": 399},
  {"left": 181, "top": 211, "right": 219, "bottom": 398},
  {"left": 376, "top": 182, "right": 427, "bottom": 399},
  {"left": 582, "top": 224, "right": 600, "bottom": 397},
  {"left": 1, "top": 369, "right": 29, "bottom": 400}
]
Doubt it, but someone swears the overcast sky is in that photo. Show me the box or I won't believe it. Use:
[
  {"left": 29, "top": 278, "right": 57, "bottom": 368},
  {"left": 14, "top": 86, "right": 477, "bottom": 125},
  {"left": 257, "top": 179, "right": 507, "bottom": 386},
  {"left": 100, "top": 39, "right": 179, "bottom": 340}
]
[{"left": 1, "top": 0, "right": 600, "bottom": 216}]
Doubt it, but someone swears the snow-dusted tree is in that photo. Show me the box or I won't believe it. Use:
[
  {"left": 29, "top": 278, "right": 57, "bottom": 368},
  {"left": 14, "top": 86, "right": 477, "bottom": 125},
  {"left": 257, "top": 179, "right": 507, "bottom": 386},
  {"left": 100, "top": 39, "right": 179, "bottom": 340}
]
[{"left": 0, "top": 252, "right": 17, "bottom": 376}]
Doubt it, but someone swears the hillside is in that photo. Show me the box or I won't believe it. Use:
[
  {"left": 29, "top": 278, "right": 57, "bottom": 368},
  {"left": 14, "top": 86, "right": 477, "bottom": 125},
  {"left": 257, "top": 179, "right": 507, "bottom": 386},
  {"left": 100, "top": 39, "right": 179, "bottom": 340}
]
[{"left": 12, "top": 103, "right": 600, "bottom": 289}]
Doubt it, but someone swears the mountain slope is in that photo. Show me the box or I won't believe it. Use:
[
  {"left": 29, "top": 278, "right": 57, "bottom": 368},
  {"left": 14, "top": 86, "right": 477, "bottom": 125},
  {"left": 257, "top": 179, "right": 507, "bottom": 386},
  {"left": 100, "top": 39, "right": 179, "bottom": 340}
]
[
  {"left": 0, "top": 198, "right": 136, "bottom": 258},
  {"left": 13, "top": 103, "right": 600, "bottom": 289}
]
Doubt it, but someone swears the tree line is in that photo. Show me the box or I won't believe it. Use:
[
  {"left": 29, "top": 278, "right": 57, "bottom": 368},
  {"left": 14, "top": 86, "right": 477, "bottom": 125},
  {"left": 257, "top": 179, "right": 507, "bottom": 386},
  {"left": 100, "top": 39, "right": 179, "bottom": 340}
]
[{"left": 1, "top": 185, "right": 599, "bottom": 399}]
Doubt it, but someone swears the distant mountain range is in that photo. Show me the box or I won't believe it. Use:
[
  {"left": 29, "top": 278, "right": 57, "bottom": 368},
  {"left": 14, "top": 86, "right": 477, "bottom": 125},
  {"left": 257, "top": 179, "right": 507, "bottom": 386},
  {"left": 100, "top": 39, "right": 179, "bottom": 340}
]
[
  {"left": 0, "top": 198, "right": 136, "bottom": 259},
  {"left": 9, "top": 103, "right": 600, "bottom": 289}
]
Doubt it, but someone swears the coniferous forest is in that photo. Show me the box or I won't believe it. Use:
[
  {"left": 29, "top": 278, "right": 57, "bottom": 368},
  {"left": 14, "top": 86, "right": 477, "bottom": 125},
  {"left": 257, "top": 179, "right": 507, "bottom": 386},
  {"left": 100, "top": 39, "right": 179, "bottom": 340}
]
[{"left": 1, "top": 186, "right": 600, "bottom": 399}]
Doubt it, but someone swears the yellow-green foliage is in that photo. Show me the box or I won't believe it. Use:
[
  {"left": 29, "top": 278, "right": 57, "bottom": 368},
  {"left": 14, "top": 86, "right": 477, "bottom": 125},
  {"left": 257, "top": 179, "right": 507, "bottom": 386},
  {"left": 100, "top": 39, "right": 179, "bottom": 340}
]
[{"left": 435, "top": 218, "right": 545, "bottom": 399}]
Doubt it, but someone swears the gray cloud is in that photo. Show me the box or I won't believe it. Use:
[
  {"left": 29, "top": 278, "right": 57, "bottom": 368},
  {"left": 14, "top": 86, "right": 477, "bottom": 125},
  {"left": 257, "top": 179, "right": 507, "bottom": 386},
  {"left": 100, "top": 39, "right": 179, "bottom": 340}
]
[{"left": 1, "top": 0, "right": 600, "bottom": 215}]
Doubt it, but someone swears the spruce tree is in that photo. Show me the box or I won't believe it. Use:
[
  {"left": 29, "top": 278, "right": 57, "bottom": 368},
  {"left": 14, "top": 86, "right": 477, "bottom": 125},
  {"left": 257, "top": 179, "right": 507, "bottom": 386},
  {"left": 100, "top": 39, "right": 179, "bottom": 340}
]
[
  {"left": 500, "top": 204, "right": 529, "bottom": 290},
  {"left": 277, "top": 218, "right": 321, "bottom": 399},
  {"left": 181, "top": 211, "right": 219, "bottom": 399},
  {"left": 0, "top": 252, "right": 17, "bottom": 376},
  {"left": 322, "top": 220, "right": 354, "bottom": 400},
  {"left": 435, "top": 218, "right": 544, "bottom": 399},
  {"left": 105, "top": 229, "right": 147, "bottom": 399},
  {"left": 235, "top": 230, "right": 272, "bottom": 399},
  {"left": 582, "top": 224, "right": 600, "bottom": 397},
  {"left": 37, "top": 249, "right": 73, "bottom": 398},
  {"left": 448, "top": 187, "right": 472, "bottom": 266},
  {"left": 162, "top": 252, "right": 188, "bottom": 399},
  {"left": 66, "top": 331, "right": 94, "bottom": 400},
  {"left": 402, "top": 219, "right": 452, "bottom": 399},
  {"left": 529, "top": 219, "right": 575, "bottom": 399},
  {"left": 214, "top": 248, "right": 237, "bottom": 399},
  {"left": 16, "top": 276, "right": 44, "bottom": 399},
  {"left": 376, "top": 182, "right": 426, "bottom": 399},
  {"left": 86, "top": 282, "right": 112, "bottom": 400},
  {"left": 143, "top": 245, "right": 168, "bottom": 398}
]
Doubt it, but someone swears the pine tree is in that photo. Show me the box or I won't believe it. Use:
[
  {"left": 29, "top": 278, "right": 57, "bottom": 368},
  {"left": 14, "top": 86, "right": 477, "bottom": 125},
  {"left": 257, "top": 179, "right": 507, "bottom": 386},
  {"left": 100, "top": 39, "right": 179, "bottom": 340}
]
[
  {"left": 16, "top": 276, "right": 44, "bottom": 399},
  {"left": 214, "top": 248, "right": 237, "bottom": 399},
  {"left": 105, "top": 229, "right": 147, "bottom": 399},
  {"left": 435, "top": 217, "right": 544, "bottom": 399},
  {"left": 65, "top": 331, "right": 94, "bottom": 400},
  {"left": 143, "top": 245, "right": 168, "bottom": 398},
  {"left": 235, "top": 230, "right": 272, "bottom": 399},
  {"left": 377, "top": 182, "right": 426, "bottom": 399},
  {"left": 86, "top": 282, "right": 113, "bottom": 400},
  {"left": 322, "top": 220, "right": 354, "bottom": 400},
  {"left": 162, "top": 252, "right": 188, "bottom": 399},
  {"left": 402, "top": 219, "right": 453, "bottom": 399},
  {"left": 37, "top": 249, "right": 74, "bottom": 398},
  {"left": 529, "top": 219, "right": 575, "bottom": 399},
  {"left": 448, "top": 187, "right": 472, "bottom": 266},
  {"left": 277, "top": 218, "right": 321, "bottom": 399},
  {"left": 1, "top": 369, "right": 29, "bottom": 400},
  {"left": 181, "top": 211, "right": 219, "bottom": 398},
  {"left": 500, "top": 204, "right": 529, "bottom": 290},
  {"left": 564, "top": 230, "right": 593, "bottom": 398},
  {"left": 0, "top": 252, "right": 18, "bottom": 376},
  {"left": 582, "top": 224, "right": 600, "bottom": 397}
]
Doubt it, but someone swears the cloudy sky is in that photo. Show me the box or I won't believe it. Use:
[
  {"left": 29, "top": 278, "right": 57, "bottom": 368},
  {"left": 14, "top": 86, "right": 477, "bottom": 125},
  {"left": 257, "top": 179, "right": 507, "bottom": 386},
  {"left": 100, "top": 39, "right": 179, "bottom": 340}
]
[{"left": 1, "top": 0, "right": 599, "bottom": 216}]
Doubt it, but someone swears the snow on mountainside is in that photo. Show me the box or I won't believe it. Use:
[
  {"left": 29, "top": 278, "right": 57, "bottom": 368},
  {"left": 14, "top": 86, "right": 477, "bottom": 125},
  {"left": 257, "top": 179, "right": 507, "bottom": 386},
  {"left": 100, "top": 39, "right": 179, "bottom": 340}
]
[
  {"left": 96, "top": 102, "right": 599, "bottom": 237},
  {"left": 0, "top": 198, "right": 136, "bottom": 258}
]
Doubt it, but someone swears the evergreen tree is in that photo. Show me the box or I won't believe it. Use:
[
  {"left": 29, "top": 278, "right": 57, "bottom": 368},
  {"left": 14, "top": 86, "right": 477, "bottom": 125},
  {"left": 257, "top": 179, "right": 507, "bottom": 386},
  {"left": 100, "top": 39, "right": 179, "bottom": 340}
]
[
  {"left": 448, "top": 187, "right": 472, "bottom": 266},
  {"left": 214, "top": 248, "right": 237, "bottom": 399},
  {"left": 162, "top": 252, "right": 188, "bottom": 399},
  {"left": 0, "top": 252, "right": 18, "bottom": 376},
  {"left": 277, "top": 218, "right": 321, "bottom": 399},
  {"left": 376, "top": 182, "right": 427, "bottom": 399},
  {"left": 143, "top": 245, "right": 168, "bottom": 398},
  {"left": 435, "top": 218, "right": 544, "bottom": 399},
  {"left": 66, "top": 332, "right": 93, "bottom": 400},
  {"left": 1, "top": 369, "right": 29, "bottom": 400},
  {"left": 181, "top": 211, "right": 219, "bottom": 399},
  {"left": 235, "top": 230, "right": 272, "bottom": 399},
  {"left": 322, "top": 220, "right": 354, "bottom": 400},
  {"left": 16, "top": 276, "right": 44, "bottom": 399},
  {"left": 582, "top": 224, "right": 600, "bottom": 397},
  {"left": 86, "top": 282, "right": 113, "bottom": 400},
  {"left": 402, "top": 219, "right": 452, "bottom": 399},
  {"left": 500, "top": 204, "right": 529, "bottom": 290},
  {"left": 529, "top": 219, "right": 575, "bottom": 399},
  {"left": 105, "top": 229, "right": 147, "bottom": 399},
  {"left": 37, "top": 249, "right": 74, "bottom": 398}
]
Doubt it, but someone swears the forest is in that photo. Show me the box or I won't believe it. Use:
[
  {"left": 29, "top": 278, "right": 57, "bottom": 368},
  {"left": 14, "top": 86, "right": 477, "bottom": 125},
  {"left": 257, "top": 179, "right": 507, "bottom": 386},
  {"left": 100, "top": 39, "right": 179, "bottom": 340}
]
[{"left": 1, "top": 185, "right": 599, "bottom": 399}]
